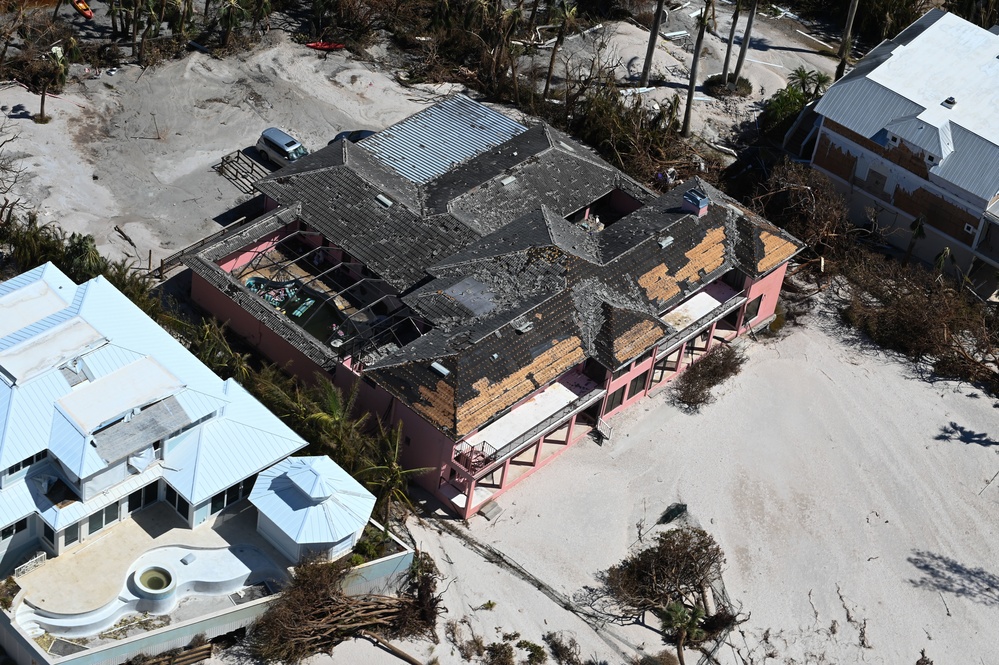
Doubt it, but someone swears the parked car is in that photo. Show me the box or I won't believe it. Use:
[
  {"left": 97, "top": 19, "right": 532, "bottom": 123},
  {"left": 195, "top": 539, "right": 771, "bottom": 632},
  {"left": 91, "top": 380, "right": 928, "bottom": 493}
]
[
  {"left": 328, "top": 129, "right": 377, "bottom": 146},
  {"left": 256, "top": 127, "right": 308, "bottom": 167}
]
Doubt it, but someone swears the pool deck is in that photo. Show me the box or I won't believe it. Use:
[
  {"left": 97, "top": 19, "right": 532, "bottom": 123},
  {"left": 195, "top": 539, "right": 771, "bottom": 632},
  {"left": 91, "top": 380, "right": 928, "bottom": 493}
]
[{"left": 17, "top": 502, "right": 292, "bottom": 616}]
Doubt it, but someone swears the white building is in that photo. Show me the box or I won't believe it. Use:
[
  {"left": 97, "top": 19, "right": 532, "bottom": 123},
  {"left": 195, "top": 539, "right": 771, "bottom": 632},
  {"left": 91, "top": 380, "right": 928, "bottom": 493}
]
[
  {"left": 0, "top": 262, "right": 374, "bottom": 575},
  {"left": 810, "top": 9, "right": 999, "bottom": 292}
]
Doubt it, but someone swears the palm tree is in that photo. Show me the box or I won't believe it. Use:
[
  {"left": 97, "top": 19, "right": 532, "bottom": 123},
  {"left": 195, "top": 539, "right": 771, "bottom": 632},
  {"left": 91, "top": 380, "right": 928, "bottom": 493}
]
[
  {"left": 730, "top": 0, "right": 758, "bottom": 88},
  {"left": 659, "top": 602, "right": 706, "bottom": 665},
  {"left": 721, "top": 0, "right": 741, "bottom": 85},
  {"left": 304, "top": 379, "right": 372, "bottom": 472},
  {"left": 904, "top": 215, "right": 926, "bottom": 264},
  {"left": 682, "top": 0, "right": 712, "bottom": 138},
  {"left": 361, "top": 421, "right": 430, "bottom": 525},
  {"left": 220, "top": 0, "right": 247, "bottom": 46},
  {"left": 811, "top": 71, "right": 832, "bottom": 97},
  {"left": 836, "top": 0, "right": 860, "bottom": 81},
  {"left": 639, "top": 0, "right": 668, "bottom": 87},
  {"left": 64, "top": 232, "right": 104, "bottom": 282},
  {"left": 788, "top": 66, "right": 815, "bottom": 95},
  {"left": 543, "top": 1, "right": 578, "bottom": 100}
]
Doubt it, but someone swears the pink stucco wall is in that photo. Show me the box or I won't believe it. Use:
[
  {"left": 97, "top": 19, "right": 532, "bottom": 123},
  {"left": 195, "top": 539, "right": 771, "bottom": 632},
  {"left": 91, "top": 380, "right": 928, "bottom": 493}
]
[{"left": 740, "top": 264, "right": 789, "bottom": 332}]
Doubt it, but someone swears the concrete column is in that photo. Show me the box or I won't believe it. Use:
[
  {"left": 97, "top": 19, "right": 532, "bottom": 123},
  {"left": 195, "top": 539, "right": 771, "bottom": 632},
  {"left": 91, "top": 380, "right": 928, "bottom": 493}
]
[
  {"left": 531, "top": 439, "right": 543, "bottom": 466},
  {"left": 565, "top": 415, "right": 577, "bottom": 446}
]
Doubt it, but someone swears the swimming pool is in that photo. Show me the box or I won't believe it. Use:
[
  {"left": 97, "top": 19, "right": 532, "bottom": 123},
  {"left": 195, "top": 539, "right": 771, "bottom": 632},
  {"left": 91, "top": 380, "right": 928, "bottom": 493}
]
[{"left": 245, "top": 277, "right": 348, "bottom": 345}]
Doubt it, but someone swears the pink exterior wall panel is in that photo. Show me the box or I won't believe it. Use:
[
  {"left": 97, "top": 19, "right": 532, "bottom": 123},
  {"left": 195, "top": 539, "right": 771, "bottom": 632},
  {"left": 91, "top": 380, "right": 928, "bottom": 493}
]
[
  {"left": 216, "top": 227, "right": 289, "bottom": 273},
  {"left": 740, "top": 263, "right": 789, "bottom": 332},
  {"left": 190, "top": 273, "right": 321, "bottom": 380}
]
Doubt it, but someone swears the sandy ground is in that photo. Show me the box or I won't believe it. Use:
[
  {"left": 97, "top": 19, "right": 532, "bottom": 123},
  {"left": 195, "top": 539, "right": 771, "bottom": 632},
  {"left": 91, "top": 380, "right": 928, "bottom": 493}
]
[
  {"left": 279, "top": 304, "right": 999, "bottom": 665},
  {"left": 3, "top": 31, "right": 452, "bottom": 266},
  {"left": 210, "top": 303, "right": 999, "bottom": 665},
  {"left": 526, "top": 6, "right": 837, "bottom": 146}
]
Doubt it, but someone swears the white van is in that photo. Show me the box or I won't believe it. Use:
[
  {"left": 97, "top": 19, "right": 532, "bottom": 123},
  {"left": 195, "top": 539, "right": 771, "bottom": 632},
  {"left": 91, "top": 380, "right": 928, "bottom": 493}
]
[{"left": 256, "top": 128, "right": 308, "bottom": 168}]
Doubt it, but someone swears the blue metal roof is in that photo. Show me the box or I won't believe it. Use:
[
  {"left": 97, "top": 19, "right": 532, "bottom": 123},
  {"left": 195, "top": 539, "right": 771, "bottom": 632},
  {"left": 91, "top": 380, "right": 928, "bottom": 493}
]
[{"left": 359, "top": 94, "right": 528, "bottom": 184}]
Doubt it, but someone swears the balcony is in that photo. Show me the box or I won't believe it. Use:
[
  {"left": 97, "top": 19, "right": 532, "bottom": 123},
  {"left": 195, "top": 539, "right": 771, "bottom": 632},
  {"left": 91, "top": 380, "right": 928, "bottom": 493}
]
[
  {"left": 660, "top": 281, "right": 746, "bottom": 348},
  {"left": 452, "top": 374, "right": 606, "bottom": 481}
]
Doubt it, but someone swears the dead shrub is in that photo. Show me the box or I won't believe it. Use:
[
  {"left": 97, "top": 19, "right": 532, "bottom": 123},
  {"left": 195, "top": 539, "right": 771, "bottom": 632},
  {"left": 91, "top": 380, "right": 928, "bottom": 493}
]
[
  {"left": 484, "top": 642, "right": 516, "bottom": 665},
  {"left": 629, "top": 651, "right": 679, "bottom": 665},
  {"left": 543, "top": 631, "right": 582, "bottom": 665},
  {"left": 670, "top": 346, "right": 746, "bottom": 411}
]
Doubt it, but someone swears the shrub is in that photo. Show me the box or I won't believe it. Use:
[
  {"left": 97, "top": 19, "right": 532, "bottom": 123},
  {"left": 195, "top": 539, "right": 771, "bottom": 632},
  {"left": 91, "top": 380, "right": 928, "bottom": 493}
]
[
  {"left": 629, "top": 652, "right": 679, "bottom": 665},
  {"left": 759, "top": 85, "right": 808, "bottom": 138},
  {"left": 484, "top": 642, "right": 516, "bottom": 665},
  {"left": 670, "top": 345, "right": 746, "bottom": 411},
  {"left": 543, "top": 631, "right": 582, "bottom": 665},
  {"left": 518, "top": 639, "right": 548, "bottom": 664}
]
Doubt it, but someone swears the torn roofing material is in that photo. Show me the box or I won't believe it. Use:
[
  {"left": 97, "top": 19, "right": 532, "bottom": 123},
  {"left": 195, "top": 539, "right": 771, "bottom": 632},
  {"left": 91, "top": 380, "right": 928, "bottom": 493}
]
[{"left": 367, "top": 177, "right": 804, "bottom": 439}]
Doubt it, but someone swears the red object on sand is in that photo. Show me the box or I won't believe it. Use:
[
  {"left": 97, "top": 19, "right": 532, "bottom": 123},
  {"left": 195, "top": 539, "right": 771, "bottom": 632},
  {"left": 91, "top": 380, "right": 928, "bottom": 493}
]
[
  {"left": 70, "top": 0, "right": 94, "bottom": 19},
  {"left": 306, "top": 42, "right": 346, "bottom": 52}
]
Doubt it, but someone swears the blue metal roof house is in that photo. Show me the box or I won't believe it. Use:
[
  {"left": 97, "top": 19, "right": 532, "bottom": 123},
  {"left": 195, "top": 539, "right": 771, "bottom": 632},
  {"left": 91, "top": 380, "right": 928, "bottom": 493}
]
[{"left": 0, "top": 263, "right": 374, "bottom": 576}]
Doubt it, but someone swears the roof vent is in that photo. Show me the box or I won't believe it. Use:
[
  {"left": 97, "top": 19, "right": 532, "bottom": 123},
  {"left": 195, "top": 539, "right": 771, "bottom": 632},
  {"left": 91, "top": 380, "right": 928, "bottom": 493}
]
[
  {"left": 659, "top": 235, "right": 674, "bottom": 249},
  {"left": 375, "top": 194, "right": 394, "bottom": 208},
  {"left": 681, "top": 188, "right": 710, "bottom": 218},
  {"left": 500, "top": 175, "right": 517, "bottom": 186},
  {"left": 430, "top": 361, "right": 450, "bottom": 377},
  {"left": 942, "top": 97, "right": 956, "bottom": 109},
  {"left": 490, "top": 353, "right": 500, "bottom": 361}
]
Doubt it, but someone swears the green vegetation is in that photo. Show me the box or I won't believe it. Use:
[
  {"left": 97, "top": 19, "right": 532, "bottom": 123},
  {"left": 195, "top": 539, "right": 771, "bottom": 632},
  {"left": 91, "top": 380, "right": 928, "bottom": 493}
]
[
  {"left": 753, "top": 160, "right": 999, "bottom": 396},
  {"left": 758, "top": 66, "right": 830, "bottom": 139}
]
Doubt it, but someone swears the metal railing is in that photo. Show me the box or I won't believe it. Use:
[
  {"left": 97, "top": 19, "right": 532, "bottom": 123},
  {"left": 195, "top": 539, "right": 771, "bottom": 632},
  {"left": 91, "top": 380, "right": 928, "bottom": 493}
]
[
  {"left": 13, "top": 551, "right": 46, "bottom": 578},
  {"left": 464, "top": 386, "right": 606, "bottom": 480}
]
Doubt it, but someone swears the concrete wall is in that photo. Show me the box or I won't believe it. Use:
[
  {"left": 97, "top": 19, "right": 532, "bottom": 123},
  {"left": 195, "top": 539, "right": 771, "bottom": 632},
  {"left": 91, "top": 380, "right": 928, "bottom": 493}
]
[
  {"left": 256, "top": 511, "right": 301, "bottom": 563},
  {"left": 811, "top": 121, "right": 984, "bottom": 268}
]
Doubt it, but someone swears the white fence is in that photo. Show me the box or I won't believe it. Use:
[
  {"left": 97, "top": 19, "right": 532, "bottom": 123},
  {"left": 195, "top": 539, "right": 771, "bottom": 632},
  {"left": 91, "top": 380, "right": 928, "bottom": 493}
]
[{"left": 13, "top": 552, "right": 46, "bottom": 578}]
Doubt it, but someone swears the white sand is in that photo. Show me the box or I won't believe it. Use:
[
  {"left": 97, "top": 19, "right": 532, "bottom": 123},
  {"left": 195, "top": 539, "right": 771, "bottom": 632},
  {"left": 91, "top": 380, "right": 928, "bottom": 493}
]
[
  {"left": 451, "top": 310, "right": 999, "bottom": 664},
  {"left": 5, "top": 32, "right": 445, "bottom": 266},
  {"left": 297, "top": 309, "right": 999, "bottom": 665}
]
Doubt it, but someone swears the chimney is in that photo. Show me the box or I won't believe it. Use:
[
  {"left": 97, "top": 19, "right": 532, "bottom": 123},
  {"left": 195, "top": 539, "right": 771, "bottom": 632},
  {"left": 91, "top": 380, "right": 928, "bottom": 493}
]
[{"left": 681, "top": 188, "right": 711, "bottom": 218}]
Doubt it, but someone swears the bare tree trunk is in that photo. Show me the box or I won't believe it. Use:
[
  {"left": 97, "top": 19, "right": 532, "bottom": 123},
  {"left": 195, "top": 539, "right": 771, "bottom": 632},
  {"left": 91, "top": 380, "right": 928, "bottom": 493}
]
[
  {"left": 640, "top": 0, "right": 667, "bottom": 87},
  {"left": 131, "top": 9, "right": 140, "bottom": 56},
  {"left": 38, "top": 81, "right": 49, "bottom": 121},
  {"left": 543, "top": 20, "right": 567, "bottom": 99},
  {"left": 731, "top": 0, "right": 757, "bottom": 86},
  {"left": 721, "top": 0, "right": 740, "bottom": 84},
  {"left": 526, "top": 0, "right": 541, "bottom": 38},
  {"left": 110, "top": 0, "right": 119, "bottom": 38},
  {"left": 682, "top": 0, "right": 710, "bottom": 138},
  {"left": 836, "top": 0, "right": 860, "bottom": 81},
  {"left": 52, "top": 0, "right": 64, "bottom": 20}
]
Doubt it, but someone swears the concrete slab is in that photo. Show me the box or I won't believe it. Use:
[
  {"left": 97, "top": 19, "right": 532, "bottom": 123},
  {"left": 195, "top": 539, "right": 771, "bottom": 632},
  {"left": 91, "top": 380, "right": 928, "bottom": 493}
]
[{"left": 17, "top": 502, "right": 290, "bottom": 615}]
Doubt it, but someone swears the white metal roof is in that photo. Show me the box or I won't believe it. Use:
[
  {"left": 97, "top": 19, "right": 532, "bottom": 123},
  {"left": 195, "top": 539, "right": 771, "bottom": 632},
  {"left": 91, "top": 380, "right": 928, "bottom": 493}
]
[
  {"left": 249, "top": 455, "right": 374, "bottom": 545},
  {"left": 57, "top": 357, "right": 184, "bottom": 434},
  {"left": 816, "top": 10, "right": 999, "bottom": 201},
  {"left": 0, "top": 278, "right": 71, "bottom": 338},
  {"left": 359, "top": 94, "right": 528, "bottom": 184},
  {"left": 161, "top": 380, "right": 307, "bottom": 505},
  {"left": 0, "top": 264, "right": 308, "bottom": 518}
]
